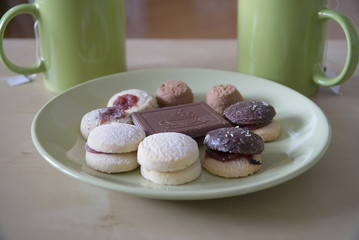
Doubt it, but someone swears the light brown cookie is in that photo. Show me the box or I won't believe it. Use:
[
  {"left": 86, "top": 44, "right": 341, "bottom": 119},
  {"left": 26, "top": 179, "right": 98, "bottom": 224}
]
[
  {"left": 155, "top": 80, "right": 193, "bottom": 107},
  {"left": 205, "top": 84, "right": 243, "bottom": 114}
]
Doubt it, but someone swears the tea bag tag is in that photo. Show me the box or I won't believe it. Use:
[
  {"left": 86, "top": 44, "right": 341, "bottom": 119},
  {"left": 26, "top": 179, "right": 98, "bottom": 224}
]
[
  {"left": 324, "top": 67, "right": 342, "bottom": 95},
  {"left": 5, "top": 75, "right": 32, "bottom": 86}
]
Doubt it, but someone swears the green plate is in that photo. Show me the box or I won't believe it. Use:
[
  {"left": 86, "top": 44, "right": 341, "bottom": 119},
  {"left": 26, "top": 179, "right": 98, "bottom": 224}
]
[{"left": 31, "top": 68, "right": 331, "bottom": 200}]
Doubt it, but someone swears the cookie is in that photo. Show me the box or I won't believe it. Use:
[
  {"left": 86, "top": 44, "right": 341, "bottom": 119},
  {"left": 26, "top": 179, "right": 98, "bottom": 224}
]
[
  {"left": 202, "top": 127, "right": 264, "bottom": 178},
  {"left": 138, "top": 132, "right": 199, "bottom": 171},
  {"left": 155, "top": 80, "right": 193, "bottom": 107},
  {"left": 85, "top": 123, "right": 145, "bottom": 173},
  {"left": 202, "top": 154, "right": 262, "bottom": 178},
  {"left": 205, "top": 84, "right": 243, "bottom": 114},
  {"left": 252, "top": 119, "right": 281, "bottom": 142},
  {"left": 137, "top": 132, "right": 201, "bottom": 185},
  {"left": 85, "top": 146, "right": 138, "bottom": 173},
  {"left": 223, "top": 100, "right": 276, "bottom": 125},
  {"left": 223, "top": 100, "right": 280, "bottom": 141},
  {"left": 80, "top": 107, "right": 131, "bottom": 139},
  {"left": 204, "top": 127, "right": 264, "bottom": 155},
  {"left": 107, "top": 89, "right": 158, "bottom": 114},
  {"left": 87, "top": 123, "right": 145, "bottom": 153},
  {"left": 140, "top": 159, "right": 202, "bottom": 185}
]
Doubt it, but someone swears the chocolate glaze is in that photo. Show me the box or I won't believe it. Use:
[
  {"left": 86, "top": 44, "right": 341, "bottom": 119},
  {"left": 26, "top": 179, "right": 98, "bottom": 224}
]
[
  {"left": 223, "top": 100, "right": 276, "bottom": 126},
  {"left": 204, "top": 127, "right": 264, "bottom": 155}
]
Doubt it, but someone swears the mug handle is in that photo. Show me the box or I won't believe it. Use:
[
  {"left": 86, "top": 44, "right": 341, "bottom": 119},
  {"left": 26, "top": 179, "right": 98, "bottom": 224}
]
[
  {"left": 0, "top": 4, "right": 44, "bottom": 75},
  {"left": 313, "top": 9, "right": 359, "bottom": 87}
]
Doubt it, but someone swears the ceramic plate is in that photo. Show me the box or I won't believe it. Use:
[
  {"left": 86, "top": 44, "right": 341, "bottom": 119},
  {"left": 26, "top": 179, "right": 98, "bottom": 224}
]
[{"left": 31, "top": 68, "right": 331, "bottom": 200}]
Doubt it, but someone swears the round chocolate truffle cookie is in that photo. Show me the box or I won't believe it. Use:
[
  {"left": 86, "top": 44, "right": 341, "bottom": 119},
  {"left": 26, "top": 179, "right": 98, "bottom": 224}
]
[
  {"left": 205, "top": 84, "right": 243, "bottom": 114},
  {"left": 156, "top": 80, "right": 193, "bottom": 107}
]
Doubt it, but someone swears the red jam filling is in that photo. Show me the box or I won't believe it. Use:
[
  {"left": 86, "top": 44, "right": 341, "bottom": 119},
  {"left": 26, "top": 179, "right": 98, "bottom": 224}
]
[
  {"left": 204, "top": 148, "right": 261, "bottom": 165},
  {"left": 240, "top": 121, "right": 272, "bottom": 130},
  {"left": 99, "top": 107, "right": 126, "bottom": 125},
  {"left": 113, "top": 94, "right": 138, "bottom": 110},
  {"left": 85, "top": 143, "right": 108, "bottom": 154}
]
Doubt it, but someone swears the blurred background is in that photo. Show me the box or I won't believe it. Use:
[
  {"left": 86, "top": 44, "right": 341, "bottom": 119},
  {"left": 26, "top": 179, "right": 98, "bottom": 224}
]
[{"left": 1, "top": 0, "right": 358, "bottom": 39}]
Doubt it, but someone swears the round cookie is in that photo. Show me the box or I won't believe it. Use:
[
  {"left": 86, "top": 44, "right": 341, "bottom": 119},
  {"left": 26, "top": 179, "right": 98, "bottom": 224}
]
[
  {"left": 141, "top": 159, "right": 202, "bottom": 185},
  {"left": 202, "top": 154, "right": 262, "bottom": 178},
  {"left": 252, "top": 119, "right": 281, "bottom": 142},
  {"left": 223, "top": 100, "right": 280, "bottom": 142},
  {"left": 202, "top": 127, "right": 264, "bottom": 178},
  {"left": 223, "top": 100, "right": 276, "bottom": 126},
  {"left": 87, "top": 123, "right": 146, "bottom": 153},
  {"left": 156, "top": 80, "right": 193, "bottom": 107},
  {"left": 80, "top": 107, "right": 131, "bottom": 139},
  {"left": 137, "top": 132, "right": 201, "bottom": 185},
  {"left": 107, "top": 89, "right": 158, "bottom": 114},
  {"left": 204, "top": 127, "right": 264, "bottom": 155},
  {"left": 137, "top": 132, "right": 199, "bottom": 172},
  {"left": 205, "top": 84, "right": 243, "bottom": 114},
  {"left": 85, "top": 150, "right": 138, "bottom": 173}
]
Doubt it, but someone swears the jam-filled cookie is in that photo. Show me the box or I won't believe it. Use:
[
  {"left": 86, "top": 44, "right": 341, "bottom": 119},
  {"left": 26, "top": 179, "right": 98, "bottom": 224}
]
[
  {"left": 85, "top": 123, "right": 145, "bottom": 173},
  {"left": 80, "top": 107, "right": 131, "bottom": 140},
  {"left": 202, "top": 127, "right": 264, "bottom": 178},
  {"left": 223, "top": 100, "right": 280, "bottom": 142},
  {"left": 107, "top": 89, "right": 158, "bottom": 114}
]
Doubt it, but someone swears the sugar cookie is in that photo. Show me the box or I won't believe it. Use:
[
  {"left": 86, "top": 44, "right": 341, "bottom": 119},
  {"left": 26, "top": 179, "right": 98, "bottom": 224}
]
[
  {"left": 85, "top": 123, "right": 145, "bottom": 173},
  {"left": 85, "top": 146, "right": 138, "bottom": 173},
  {"left": 137, "top": 132, "right": 201, "bottom": 185},
  {"left": 140, "top": 159, "right": 202, "bottom": 185},
  {"left": 87, "top": 123, "right": 146, "bottom": 153}
]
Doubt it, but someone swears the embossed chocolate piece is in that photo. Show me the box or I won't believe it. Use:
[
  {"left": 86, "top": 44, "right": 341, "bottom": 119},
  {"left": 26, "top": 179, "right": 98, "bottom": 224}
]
[{"left": 131, "top": 102, "right": 232, "bottom": 138}]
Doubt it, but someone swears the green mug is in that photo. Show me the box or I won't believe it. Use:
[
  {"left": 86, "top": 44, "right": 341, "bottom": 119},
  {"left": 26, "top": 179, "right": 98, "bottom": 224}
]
[
  {"left": 0, "top": 0, "right": 126, "bottom": 93},
  {"left": 237, "top": 0, "right": 359, "bottom": 96}
]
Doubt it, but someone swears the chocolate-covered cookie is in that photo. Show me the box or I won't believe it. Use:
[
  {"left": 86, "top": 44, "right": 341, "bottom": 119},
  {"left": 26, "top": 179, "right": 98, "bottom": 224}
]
[
  {"left": 202, "top": 127, "right": 264, "bottom": 178},
  {"left": 204, "top": 127, "right": 264, "bottom": 155},
  {"left": 223, "top": 100, "right": 280, "bottom": 142},
  {"left": 223, "top": 100, "right": 276, "bottom": 126}
]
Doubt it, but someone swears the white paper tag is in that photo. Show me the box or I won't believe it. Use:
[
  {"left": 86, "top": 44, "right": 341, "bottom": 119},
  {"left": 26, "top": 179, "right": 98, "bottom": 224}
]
[
  {"left": 5, "top": 75, "right": 32, "bottom": 86},
  {"left": 324, "top": 67, "right": 342, "bottom": 95}
]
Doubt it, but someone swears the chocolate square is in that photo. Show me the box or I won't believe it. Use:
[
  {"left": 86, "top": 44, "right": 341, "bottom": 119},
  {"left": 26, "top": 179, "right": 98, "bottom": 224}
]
[{"left": 131, "top": 102, "right": 232, "bottom": 138}]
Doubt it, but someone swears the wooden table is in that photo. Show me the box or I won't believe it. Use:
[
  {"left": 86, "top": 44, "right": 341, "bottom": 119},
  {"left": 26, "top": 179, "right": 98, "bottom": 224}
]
[{"left": 0, "top": 39, "right": 358, "bottom": 240}]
